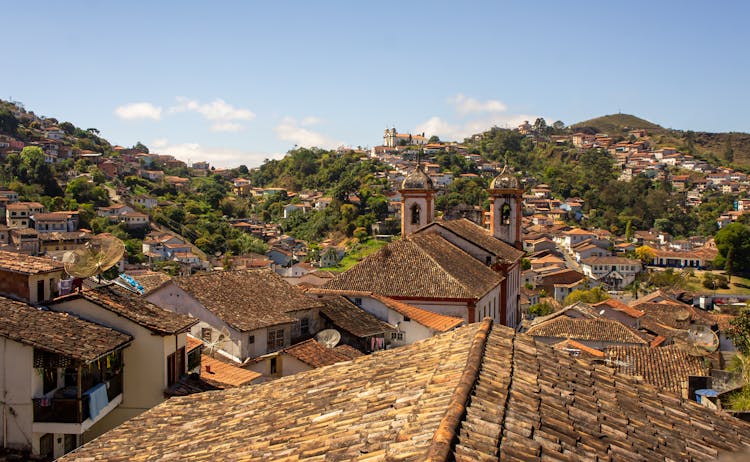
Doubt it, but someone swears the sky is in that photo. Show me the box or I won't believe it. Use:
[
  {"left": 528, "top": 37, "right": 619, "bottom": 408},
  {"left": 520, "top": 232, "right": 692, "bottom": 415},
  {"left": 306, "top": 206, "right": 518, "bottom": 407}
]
[{"left": 3, "top": 1, "right": 750, "bottom": 168}]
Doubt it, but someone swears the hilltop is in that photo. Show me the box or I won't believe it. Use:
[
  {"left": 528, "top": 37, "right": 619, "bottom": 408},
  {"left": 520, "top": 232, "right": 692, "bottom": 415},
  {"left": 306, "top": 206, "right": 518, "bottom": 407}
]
[
  {"left": 571, "top": 113, "right": 666, "bottom": 136},
  {"left": 572, "top": 113, "right": 750, "bottom": 167}
]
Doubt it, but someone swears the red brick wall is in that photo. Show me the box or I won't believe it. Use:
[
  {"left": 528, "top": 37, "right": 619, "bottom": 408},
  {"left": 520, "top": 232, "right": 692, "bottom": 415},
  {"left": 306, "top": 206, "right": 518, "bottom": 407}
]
[{"left": 0, "top": 269, "right": 29, "bottom": 301}]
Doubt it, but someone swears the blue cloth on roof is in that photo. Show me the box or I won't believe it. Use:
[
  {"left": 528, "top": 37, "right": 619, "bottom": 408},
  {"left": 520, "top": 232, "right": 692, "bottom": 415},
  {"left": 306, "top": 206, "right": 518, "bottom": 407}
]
[{"left": 83, "top": 382, "right": 109, "bottom": 419}]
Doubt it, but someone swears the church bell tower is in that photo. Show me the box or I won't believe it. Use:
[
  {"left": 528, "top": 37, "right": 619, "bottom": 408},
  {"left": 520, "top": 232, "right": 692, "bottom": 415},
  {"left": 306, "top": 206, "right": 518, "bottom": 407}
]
[
  {"left": 399, "top": 162, "right": 435, "bottom": 237},
  {"left": 488, "top": 165, "right": 522, "bottom": 249}
]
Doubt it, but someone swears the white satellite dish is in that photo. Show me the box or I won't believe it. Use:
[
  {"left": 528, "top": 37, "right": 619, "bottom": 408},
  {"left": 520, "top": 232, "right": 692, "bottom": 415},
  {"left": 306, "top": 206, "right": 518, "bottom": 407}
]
[
  {"left": 315, "top": 329, "right": 341, "bottom": 348},
  {"left": 684, "top": 325, "right": 719, "bottom": 357},
  {"left": 205, "top": 326, "right": 231, "bottom": 355},
  {"left": 63, "top": 234, "right": 125, "bottom": 279}
]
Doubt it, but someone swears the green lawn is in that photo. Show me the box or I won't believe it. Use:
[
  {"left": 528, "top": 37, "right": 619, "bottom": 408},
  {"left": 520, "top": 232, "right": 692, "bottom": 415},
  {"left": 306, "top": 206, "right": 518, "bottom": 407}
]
[
  {"left": 324, "top": 238, "right": 390, "bottom": 272},
  {"left": 683, "top": 270, "right": 750, "bottom": 296}
]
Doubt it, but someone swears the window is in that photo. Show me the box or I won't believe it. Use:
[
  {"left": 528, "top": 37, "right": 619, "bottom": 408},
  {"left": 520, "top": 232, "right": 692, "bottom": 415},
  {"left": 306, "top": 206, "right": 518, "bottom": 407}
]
[
  {"left": 391, "top": 332, "right": 404, "bottom": 341},
  {"left": 300, "top": 318, "right": 310, "bottom": 335},
  {"left": 270, "top": 357, "right": 278, "bottom": 375},
  {"left": 37, "top": 280, "right": 45, "bottom": 302},
  {"left": 248, "top": 335, "right": 255, "bottom": 344},
  {"left": 410, "top": 203, "right": 421, "bottom": 224},
  {"left": 501, "top": 203, "right": 511, "bottom": 225},
  {"left": 267, "top": 328, "right": 285, "bottom": 352},
  {"left": 201, "top": 328, "right": 212, "bottom": 342},
  {"left": 402, "top": 316, "right": 410, "bottom": 322},
  {"left": 353, "top": 297, "right": 362, "bottom": 307},
  {"left": 485, "top": 255, "right": 492, "bottom": 266}
]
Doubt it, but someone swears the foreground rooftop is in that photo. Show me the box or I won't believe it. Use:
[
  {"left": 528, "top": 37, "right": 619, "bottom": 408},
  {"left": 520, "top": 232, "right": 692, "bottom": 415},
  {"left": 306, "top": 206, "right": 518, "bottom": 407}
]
[{"left": 61, "top": 320, "right": 750, "bottom": 461}]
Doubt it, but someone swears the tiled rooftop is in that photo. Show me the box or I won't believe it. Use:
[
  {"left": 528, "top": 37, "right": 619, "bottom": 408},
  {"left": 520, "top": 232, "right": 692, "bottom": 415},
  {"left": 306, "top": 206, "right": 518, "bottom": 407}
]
[
  {"left": 59, "top": 321, "right": 750, "bottom": 461},
  {"left": 171, "top": 269, "right": 323, "bottom": 332},
  {"left": 316, "top": 295, "right": 394, "bottom": 338},
  {"left": 0, "top": 295, "right": 131, "bottom": 363},
  {"left": 422, "top": 218, "right": 524, "bottom": 264},
  {"left": 200, "top": 355, "right": 261, "bottom": 388},
  {"left": 125, "top": 270, "right": 173, "bottom": 294},
  {"left": 526, "top": 316, "right": 648, "bottom": 344},
  {"left": 57, "top": 284, "right": 197, "bottom": 335},
  {"left": 309, "top": 288, "right": 465, "bottom": 332},
  {"left": 0, "top": 249, "right": 64, "bottom": 274},
  {"left": 281, "top": 338, "right": 363, "bottom": 368},
  {"left": 323, "top": 232, "right": 502, "bottom": 300},
  {"left": 605, "top": 344, "right": 709, "bottom": 393}
]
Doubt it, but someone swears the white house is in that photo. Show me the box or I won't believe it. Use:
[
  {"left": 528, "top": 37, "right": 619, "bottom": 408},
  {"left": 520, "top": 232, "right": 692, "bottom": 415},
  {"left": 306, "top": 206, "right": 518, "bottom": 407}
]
[
  {"left": 146, "top": 269, "right": 324, "bottom": 362},
  {"left": 49, "top": 284, "right": 198, "bottom": 438},
  {"left": 580, "top": 256, "right": 642, "bottom": 290},
  {"left": 0, "top": 296, "right": 132, "bottom": 459}
]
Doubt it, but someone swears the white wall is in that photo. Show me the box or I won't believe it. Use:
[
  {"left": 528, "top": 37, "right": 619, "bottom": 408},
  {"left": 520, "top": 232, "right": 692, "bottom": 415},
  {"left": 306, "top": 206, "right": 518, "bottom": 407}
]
[{"left": 0, "top": 338, "right": 34, "bottom": 452}]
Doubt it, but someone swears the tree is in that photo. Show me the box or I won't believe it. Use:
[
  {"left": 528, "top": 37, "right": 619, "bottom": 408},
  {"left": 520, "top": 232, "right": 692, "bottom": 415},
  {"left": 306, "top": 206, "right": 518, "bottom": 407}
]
[
  {"left": 635, "top": 245, "right": 656, "bottom": 264},
  {"left": 533, "top": 118, "right": 548, "bottom": 134},
  {"left": 725, "top": 135, "right": 734, "bottom": 163},
  {"left": 624, "top": 220, "right": 634, "bottom": 242},
  {"left": 428, "top": 135, "right": 440, "bottom": 143},
  {"left": 714, "top": 223, "right": 750, "bottom": 282},
  {"left": 134, "top": 141, "right": 149, "bottom": 153},
  {"left": 529, "top": 302, "right": 554, "bottom": 317},
  {"left": 552, "top": 120, "right": 565, "bottom": 131},
  {"left": 563, "top": 287, "right": 609, "bottom": 305},
  {"left": 0, "top": 108, "right": 19, "bottom": 136}
]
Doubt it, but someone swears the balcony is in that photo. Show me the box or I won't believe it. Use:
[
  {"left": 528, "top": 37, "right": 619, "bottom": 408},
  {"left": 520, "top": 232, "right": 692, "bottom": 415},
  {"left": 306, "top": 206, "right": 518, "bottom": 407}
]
[{"left": 33, "top": 372, "right": 123, "bottom": 426}]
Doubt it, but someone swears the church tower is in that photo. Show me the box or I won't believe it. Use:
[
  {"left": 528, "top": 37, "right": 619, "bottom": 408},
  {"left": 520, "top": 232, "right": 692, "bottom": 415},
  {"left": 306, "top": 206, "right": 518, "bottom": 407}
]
[
  {"left": 399, "top": 163, "right": 435, "bottom": 237},
  {"left": 488, "top": 165, "right": 523, "bottom": 249}
]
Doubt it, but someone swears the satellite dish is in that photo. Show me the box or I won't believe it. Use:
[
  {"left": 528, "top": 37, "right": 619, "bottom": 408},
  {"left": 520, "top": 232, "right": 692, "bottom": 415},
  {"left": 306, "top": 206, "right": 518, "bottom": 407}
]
[
  {"left": 684, "top": 325, "right": 719, "bottom": 357},
  {"left": 63, "top": 234, "right": 125, "bottom": 279},
  {"left": 205, "top": 326, "right": 232, "bottom": 355},
  {"left": 315, "top": 329, "right": 341, "bottom": 348}
]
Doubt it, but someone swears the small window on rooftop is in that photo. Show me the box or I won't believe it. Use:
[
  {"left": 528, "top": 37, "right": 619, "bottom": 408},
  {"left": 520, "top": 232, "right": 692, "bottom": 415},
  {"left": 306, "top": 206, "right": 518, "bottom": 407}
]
[
  {"left": 403, "top": 316, "right": 410, "bottom": 322},
  {"left": 354, "top": 297, "right": 362, "bottom": 306}
]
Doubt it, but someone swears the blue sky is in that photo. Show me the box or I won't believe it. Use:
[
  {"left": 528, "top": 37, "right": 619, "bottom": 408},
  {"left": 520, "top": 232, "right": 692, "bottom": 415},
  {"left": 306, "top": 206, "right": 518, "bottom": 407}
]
[{"left": 3, "top": 1, "right": 749, "bottom": 167}]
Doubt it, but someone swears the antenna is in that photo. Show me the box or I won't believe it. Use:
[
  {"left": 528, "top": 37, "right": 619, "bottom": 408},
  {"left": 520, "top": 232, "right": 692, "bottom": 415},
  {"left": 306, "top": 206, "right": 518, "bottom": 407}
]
[
  {"left": 62, "top": 234, "right": 125, "bottom": 280},
  {"left": 315, "top": 329, "right": 341, "bottom": 348}
]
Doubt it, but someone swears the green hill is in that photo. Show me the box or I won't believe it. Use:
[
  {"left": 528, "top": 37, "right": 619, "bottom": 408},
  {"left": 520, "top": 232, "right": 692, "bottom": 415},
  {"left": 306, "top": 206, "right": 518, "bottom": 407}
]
[
  {"left": 571, "top": 113, "right": 665, "bottom": 136},
  {"left": 572, "top": 113, "right": 750, "bottom": 168}
]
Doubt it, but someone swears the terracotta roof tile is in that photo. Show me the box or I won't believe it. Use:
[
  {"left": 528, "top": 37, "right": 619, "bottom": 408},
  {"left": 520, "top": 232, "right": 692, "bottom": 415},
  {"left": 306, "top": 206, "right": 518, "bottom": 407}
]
[
  {"left": 421, "top": 218, "right": 524, "bottom": 263},
  {"left": 186, "top": 335, "right": 203, "bottom": 353},
  {"left": 125, "top": 270, "right": 173, "bottom": 294},
  {"left": 60, "top": 322, "right": 750, "bottom": 461},
  {"left": 280, "top": 338, "right": 363, "bottom": 368},
  {"left": 309, "top": 288, "right": 464, "bottom": 332},
  {"left": 201, "top": 355, "right": 261, "bottom": 387},
  {"left": 323, "top": 233, "right": 502, "bottom": 299},
  {"left": 526, "top": 317, "right": 648, "bottom": 344},
  {"left": 170, "top": 269, "right": 323, "bottom": 332},
  {"left": 593, "top": 298, "right": 646, "bottom": 318},
  {"left": 0, "top": 249, "right": 64, "bottom": 274},
  {"left": 316, "top": 295, "right": 394, "bottom": 337},
  {"left": 605, "top": 344, "right": 708, "bottom": 393},
  {"left": 57, "top": 284, "right": 197, "bottom": 335},
  {"left": 0, "top": 296, "right": 131, "bottom": 362}
]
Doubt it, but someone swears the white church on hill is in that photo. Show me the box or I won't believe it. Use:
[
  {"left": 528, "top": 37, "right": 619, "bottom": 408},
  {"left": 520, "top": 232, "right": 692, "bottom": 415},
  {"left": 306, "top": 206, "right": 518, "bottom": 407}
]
[{"left": 325, "top": 163, "right": 524, "bottom": 328}]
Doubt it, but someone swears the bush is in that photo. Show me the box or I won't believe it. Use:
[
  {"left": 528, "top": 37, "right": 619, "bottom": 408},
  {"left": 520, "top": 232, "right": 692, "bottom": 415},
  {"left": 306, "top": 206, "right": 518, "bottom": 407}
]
[
  {"left": 703, "top": 273, "right": 729, "bottom": 290},
  {"left": 529, "top": 302, "right": 554, "bottom": 317}
]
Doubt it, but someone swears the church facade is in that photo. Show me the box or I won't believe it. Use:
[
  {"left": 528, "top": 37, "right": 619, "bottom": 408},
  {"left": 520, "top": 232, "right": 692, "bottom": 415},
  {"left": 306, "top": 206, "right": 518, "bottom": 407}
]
[{"left": 325, "top": 163, "right": 524, "bottom": 328}]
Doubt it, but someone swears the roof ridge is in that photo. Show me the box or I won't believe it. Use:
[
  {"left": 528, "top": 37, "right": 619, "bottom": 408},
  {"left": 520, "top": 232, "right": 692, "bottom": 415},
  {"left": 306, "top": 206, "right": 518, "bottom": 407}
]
[{"left": 425, "top": 318, "right": 493, "bottom": 461}]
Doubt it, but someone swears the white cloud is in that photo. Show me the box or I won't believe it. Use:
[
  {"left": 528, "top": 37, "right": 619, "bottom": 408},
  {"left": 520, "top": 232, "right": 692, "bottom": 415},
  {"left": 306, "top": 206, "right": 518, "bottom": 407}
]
[
  {"left": 150, "top": 138, "right": 281, "bottom": 169},
  {"left": 415, "top": 114, "right": 537, "bottom": 142},
  {"left": 210, "top": 122, "right": 244, "bottom": 133},
  {"left": 448, "top": 93, "right": 507, "bottom": 116},
  {"left": 300, "top": 116, "right": 321, "bottom": 126},
  {"left": 274, "top": 116, "right": 344, "bottom": 149},
  {"left": 114, "top": 102, "right": 162, "bottom": 120},
  {"left": 169, "top": 97, "right": 255, "bottom": 121}
]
